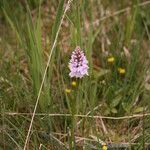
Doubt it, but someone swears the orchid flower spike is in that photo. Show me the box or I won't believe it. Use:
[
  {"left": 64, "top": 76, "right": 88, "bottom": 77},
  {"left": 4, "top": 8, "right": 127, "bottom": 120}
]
[{"left": 69, "top": 46, "right": 89, "bottom": 78}]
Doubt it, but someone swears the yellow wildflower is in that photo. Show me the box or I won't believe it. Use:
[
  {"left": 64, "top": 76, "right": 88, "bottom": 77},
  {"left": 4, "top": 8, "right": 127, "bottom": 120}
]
[
  {"left": 65, "top": 88, "right": 71, "bottom": 93},
  {"left": 107, "top": 56, "right": 115, "bottom": 63},
  {"left": 118, "top": 67, "right": 126, "bottom": 74},
  {"left": 102, "top": 145, "right": 107, "bottom": 150},
  {"left": 71, "top": 81, "right": 77, "bottom": 87}
]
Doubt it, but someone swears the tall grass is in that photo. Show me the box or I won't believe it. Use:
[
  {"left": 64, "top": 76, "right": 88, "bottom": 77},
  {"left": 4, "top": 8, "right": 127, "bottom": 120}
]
[{"left": 1, "top": 0, "right": 150, "bottom": 149}]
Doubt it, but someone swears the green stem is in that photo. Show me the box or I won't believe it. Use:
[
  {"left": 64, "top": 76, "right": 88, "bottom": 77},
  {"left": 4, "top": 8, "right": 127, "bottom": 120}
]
[
  {"left": 70, "top": 113, "right": 76, "bottom": 150},
  {"left": 70, "top": 94, "right": 76, "bottom": 150}
]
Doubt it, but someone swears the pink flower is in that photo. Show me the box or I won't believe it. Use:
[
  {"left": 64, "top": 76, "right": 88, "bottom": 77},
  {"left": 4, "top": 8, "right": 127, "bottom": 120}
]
[{"left": 69, "top": 46, "right": 89, "bottom": 78}]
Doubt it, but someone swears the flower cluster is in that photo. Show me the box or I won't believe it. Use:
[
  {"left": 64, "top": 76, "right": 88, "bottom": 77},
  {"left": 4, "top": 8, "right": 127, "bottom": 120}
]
[{"left": 69, "top": 46, "right": 89, "bottom": 78}]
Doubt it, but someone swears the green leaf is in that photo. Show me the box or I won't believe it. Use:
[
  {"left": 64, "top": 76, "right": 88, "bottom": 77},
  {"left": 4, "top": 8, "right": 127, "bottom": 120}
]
[
  {"left": 133, "top": 107, "right": 144, "bottom": 113},
  {"left": 111, "top": 108, "right": 118, "bottom": 114},
  {"left": 110, "top": 95, "right": 122, "bottom": 108},
  {"left": 51, "top": 0, "right": 65, "bottom": 42},
  {"left": 145, "top": 83, "right": 150, "bottom": 91},
  {"left": 3, "top": 8, "right": 21, "bottom": 44},
  {"left": 93, "top": 68, "right": 110, "bottom": 79},
  {"left": 122, "top": 102, "right": 131, "bottom": 112}
]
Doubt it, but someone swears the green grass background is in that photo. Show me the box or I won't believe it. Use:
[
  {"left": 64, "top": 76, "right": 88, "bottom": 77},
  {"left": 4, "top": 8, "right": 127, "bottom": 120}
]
[{"left": 0, "top": 0, "right": 150, "bottom": 149}]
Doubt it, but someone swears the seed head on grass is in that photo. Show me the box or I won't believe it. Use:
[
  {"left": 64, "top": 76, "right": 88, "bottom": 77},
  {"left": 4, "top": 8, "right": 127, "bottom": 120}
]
[{"left": 69, "top": 46, "right": 89, "bottom": 78}]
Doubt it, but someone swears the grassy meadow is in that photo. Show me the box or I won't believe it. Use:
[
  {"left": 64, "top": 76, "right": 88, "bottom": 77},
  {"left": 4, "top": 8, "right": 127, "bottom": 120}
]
[{"left": 0, "top": 0, "right": 150, "bottom": 149}]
